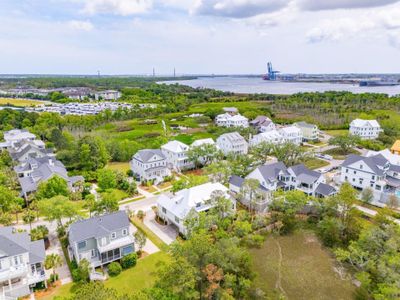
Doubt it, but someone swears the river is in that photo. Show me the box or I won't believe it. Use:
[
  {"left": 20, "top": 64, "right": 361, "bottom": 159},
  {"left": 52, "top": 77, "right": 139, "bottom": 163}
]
[{"left": 161, "top": 77, "right": 400, "bottom": 96}]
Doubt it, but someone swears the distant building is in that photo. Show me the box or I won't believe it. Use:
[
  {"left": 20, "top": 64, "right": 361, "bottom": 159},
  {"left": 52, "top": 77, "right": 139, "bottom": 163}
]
[
  {"left": 349, "top": 119, "right": 382, "bottom": 140},
  {"left": 294, "top": 121, "right": 319, "bottom": 141},
  {"left": 0, "top": 226, "right": 46, "bottom": 299},
  {"left": 250, "top": 130, "right": 283, "bottom": 147},
  {"left": 217, "top": 132, "right": 248, "bottom": 155},
  {"left": 249, "top": 116, "right": 275, "bottom": 133},
  {"left": 223, "top": 107, "right": 239, "bottom": 115},
  {"left": 94, "top": 90, "right": 121, "bottom": 101},
  {"left": 161, "top": 140, "right": 193, "bottom": 171},
  {"left": 130, "top": 149, "right": 171, "bottom": 184},
  {"left": 278, "top": 126, "right": 303, "bottom": 145},
  {"left": 215, "top": 112, "right": 249, "bottom": 128},
  {"left": 68, "top": 211, "right": 135, "bottom": 269},
  {"left": 391, "top": 140, "right": 400, "bottom": 155},
  {"left": 157, "top": 182, "right": 236, "bottom": 235}
]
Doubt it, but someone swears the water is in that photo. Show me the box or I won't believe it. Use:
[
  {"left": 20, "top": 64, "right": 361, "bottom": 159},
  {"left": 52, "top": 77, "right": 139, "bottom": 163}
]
[{"left": 162, "top": 77, "right": 400, "bottom": 96}]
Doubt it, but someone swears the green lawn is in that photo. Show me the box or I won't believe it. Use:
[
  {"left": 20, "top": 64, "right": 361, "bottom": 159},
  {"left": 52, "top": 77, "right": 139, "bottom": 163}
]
[
  {"left": 303, "top": 157, "right": 330, "bottom": 170},
  {"left": 38, "top": 252, "right": 170, "bottom": 300},
  {"left": 323, "top": 147, "right": 361, "bottom": 160},
  {"left": 100, "top": 189, "right": 129, "bottom": 202},
  {"left": 130, "top": 217, "right": 167, "bottom": 250},
  {"left": 324, "top": 129, "right": 348, "bottom": 137},
  {"left": 0, "top": 97, "right": 48, "bottom": 107},
  {"left": 106, "top": 162, "right": 131, "bottom": 173},
  {"left": 250, "top": 230, "right": 356, "bottom": 300}
]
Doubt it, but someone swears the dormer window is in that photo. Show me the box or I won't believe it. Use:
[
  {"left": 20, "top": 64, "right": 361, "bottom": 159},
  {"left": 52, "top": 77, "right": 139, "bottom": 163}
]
[
  {"left": 111, "top": 232, "right": 116, "bottom": 239},
  {"left": 122, "top": 229, "right": 128, "bottom": 236},
  {"left": 78, "top": 241, "right": 86, "bottom": 249}
]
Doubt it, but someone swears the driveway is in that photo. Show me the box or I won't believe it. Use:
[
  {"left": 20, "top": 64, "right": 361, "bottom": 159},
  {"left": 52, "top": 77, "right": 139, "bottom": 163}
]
[
  {"left": 129, "top": 222, "right": 159, "bottom": 254},
  {"left": 144, "top": 209, "right": 178, "bottom": 245}
]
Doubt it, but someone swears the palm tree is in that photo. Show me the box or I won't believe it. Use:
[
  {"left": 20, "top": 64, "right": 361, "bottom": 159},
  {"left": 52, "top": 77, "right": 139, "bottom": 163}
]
[{"left": 44, "top": 254, "right": 63, "bottom": 277}]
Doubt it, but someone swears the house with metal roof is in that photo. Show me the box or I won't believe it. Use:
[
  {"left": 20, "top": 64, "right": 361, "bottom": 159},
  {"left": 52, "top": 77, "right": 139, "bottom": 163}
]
[
  {"left": 157, "top": 182, "right": 235, "bottom": 235},
  {"left": 249, "top": 116, "right": 276, "bottom": 133},
  {"left": 217, "top": 132, "right": 248, "bottom": 155},
  {"left": 0, "top": 227, "right": 46, "bottom": 299},
  {"left": 215, "top": 112, "right": 249, "bottom": 128},
  {"left": 130, "top": 149, "right": 171, "bottom": 184},
  {"left": 250, "top": 130, "right": 283, "bottom": 147},
  {"left": 349, "top": 119, "right": 382, "bottom": 140},
  {"left": 161, "top": 140, "right": 193, "bottom": 171},
  {"left": 68, "top": 211, "right": 135, "bottom": 269}
]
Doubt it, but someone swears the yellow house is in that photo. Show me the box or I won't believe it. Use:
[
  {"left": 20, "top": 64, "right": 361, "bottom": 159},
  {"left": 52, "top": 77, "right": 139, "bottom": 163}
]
[{"left": 391, "top": 140, "right": 400, "bottom": 155}]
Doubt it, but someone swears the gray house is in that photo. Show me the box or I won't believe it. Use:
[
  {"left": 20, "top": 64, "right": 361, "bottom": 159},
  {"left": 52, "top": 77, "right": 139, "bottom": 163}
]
[
  {"left": 0, "top": 227, "right": 46, "bottom": 299},
  {"left": 68, "top": 211, "right": 135, "bottom": 269}
]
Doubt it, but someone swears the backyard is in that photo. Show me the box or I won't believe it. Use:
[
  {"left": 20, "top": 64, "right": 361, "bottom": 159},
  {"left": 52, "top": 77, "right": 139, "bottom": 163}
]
[
  {"left": 38, "top": 251, "right": 170, "bottom": 299},
  {"left": 250, "top": 230, "right": 356, "bottom": 300}
]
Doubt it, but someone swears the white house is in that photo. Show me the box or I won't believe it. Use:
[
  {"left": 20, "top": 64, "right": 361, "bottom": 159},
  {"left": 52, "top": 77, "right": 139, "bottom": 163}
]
[
  {"left": 340, "top": 154, "right": 400, "bottom": 204},
  {"left": 349, "top": 119, "right": 382, "bottom": 140},
  {"left": 279, "top": 126, "right": 303, "bottom": 145},
  {"left": 215, "top": 113, "right": 249, "bottom": 128},
  {"left": 250, "top": 130, "right": 283, "bottom": 147},
  {"left": 130, "top": 149, "right": 171, "bottom": 184},
  {"left": 294, "top": 122, "right": 319, "bottom": 141},
  {"left": 249, "top": 116, "right": 276, "bottom": 133},
  {"left": 0, "top": 129, "right": 36, "bottom": 150},
  {"left": 0, "top": 227, "right": 46, "bottom": 299},
  {"left": 191, "top": 138, "right": 216, "bottom": 148},
  {"left": 157, "top": 182, "right": 236, "bottom": 235},
  {"left": 217, "top": 132, "right": 248, "bottom": 155},
  {"left": 161, "top": 140, "right": 193, "bottom": 171}
]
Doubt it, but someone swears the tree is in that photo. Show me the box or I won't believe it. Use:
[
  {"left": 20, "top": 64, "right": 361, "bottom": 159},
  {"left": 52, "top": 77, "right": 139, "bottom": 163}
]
[
  {"left": 67, "top": 282, "right": 125, "bottom": 300},
  {"left": 97, "top": 169, "right": 117, "bottom": 191},
  {"left": 94, "top": 192, "right": 118, "bottom": 215},
  {"left": 84, "top": 194, "right": 97, "bottom": 217},
  {"left": 329, "top": 134, "right": 360, "bottom": 154},
  {"left": 23, "top": 209, "right": 36, "bottom": 230},
  {"left": 74, "top": 259, "right": 90, "bottom": 283},
  {"left": 76, "top": 136, "right": 110, "bottom": 171},
  {"left": 44, "top": 253, "right": 63, "bottom": 277},
  {"left": 38, "top": 195, "right": 79, "bottom": 226},
  {"left": 205, "top": 161, "right": 232, "bottom": 185},
  {"left": 387, "top": 194, "right": 399, "bottom": 209},
  {"left": 361, "top": 187, "right": 374, "bottom": 204},
  {"left": 226, "top": 154, "right": 254, "bottom": 177},
  {"left": 208, "top": 190, "right": 234, "bottom": 220},
  {"left": 187, "top": 144, "right": 222, "bottom": 169},
  {"left": 36, "top": 176, "right": 69, "bottom": 199},
  {"left": 251, "top": 142, "right": 309, "bottom": 166},
  {"left": 134, "top": 231, "right": 146, "bottom": 253},
  {"left": 0, "top": 212, "right": 13, "bottom": 226},
  {"left": 31, "top": 225, "right": 49, "bottom": 241},
  {"left": 0, "top": 186, "right": 18, "bottom": 213},
  {"left": 240, "top": 179, "right": 263, "bottom": 215}
]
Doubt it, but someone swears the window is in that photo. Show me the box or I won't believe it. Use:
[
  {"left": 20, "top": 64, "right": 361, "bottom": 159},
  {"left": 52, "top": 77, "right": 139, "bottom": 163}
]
[
  {"left": 122, "top": 229, "right": 128, "bottom": 236},
  {"left": 360, "top": 165, "right": 363, "bottom": 169},
  {"left": 91, "top": 249, "right": 97, "bottom": 258},
  {"left": 175, "top": 216, "right": 180, "bottom": 224},
  {"left": 346, "top": 169, "right": 349, "bottom": 173},
  {"left": 78, "top": 241, "right": 86, "bottom": 250},
  {"left": 375, "top": 185, "right": 381, "bottom": 191},
  {"left": 372, "top": 175, "right": 375, "bottom": 180},
  {"left": 353, "top": 171, "right": 357, "bottom": 174},
  {"left": 111, "top": 232, "right": 116, "bottom": 239},
  {"left": 162, "top": 207, "right": 166, "bottom": 214}
]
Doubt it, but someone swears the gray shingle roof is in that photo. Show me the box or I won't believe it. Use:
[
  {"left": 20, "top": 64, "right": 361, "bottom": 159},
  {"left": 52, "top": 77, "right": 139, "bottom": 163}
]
[
  {"left": 229, "top": 175, "right": 245, "bottom": 187},
  {"left": 342, "top": 154, "right": 387, "bottom": 176},
  {"left": 258, "top": 162, "right": 289, "bottom": 183},
  {"left": 69, "top": 211, "right": 130, "bottom": 243},
  {"left": 290, "top": 164, "right": 321, "bottom": 185},
  {"left": 0, "top": 227, "right": 45, "bottom": 263},
  {"left": 134, "top": 149, "right": 166, "bottom": 163},
  {"left": 315, "top": 183, "right": 336, "bottom": 196}
]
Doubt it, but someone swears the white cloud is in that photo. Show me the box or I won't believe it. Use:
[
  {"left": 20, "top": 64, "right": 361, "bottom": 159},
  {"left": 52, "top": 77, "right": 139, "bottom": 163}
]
[
  {"left": 67, "top": 20, "right": 94, "bottom": 31},
  {"left": 81, "top": 0, "right": 153, "bottom": 16}
]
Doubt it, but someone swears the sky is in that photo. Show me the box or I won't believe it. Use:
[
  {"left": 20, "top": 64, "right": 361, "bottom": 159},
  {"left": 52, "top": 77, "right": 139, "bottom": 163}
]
[{"left": 1, "top": 0, "right": 400, "bottom": 75}]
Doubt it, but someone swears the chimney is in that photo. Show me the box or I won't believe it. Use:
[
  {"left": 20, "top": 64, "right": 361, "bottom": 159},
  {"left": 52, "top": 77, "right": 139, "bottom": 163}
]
[{"left": 48, "top": 159, "right": 54, "bottom": 166}]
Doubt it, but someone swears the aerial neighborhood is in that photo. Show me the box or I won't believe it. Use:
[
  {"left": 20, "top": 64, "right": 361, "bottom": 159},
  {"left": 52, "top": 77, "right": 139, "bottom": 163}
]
[{"left": 0, "top": 80, "right": 400, "bottom": 300}]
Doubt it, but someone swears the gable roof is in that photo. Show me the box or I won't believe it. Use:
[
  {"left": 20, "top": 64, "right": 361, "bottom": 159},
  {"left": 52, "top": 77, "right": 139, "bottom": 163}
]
[
  {"left": 0, "top": 227, "right": 45, "bottom": 263},
  {"left": 191, "top": 138, "right": 215, "bottom": 147},
  {"left": 256, "top": 162, "right": 289, "bottom": 183},
  {"left": 161, "top": 140, "right": 189, "bottom": 153},
  {"left": 342, "top": 154, "right": 388, "bottom": 176},
  {"left": 289, "top": 164, "right": 321, "bottom": 184},
  {"left": 295, "top": 121, "right": 317, "bottom": 129},
  {"left": 350, "top": 119, "right": 380, "bottom": 128},
  {"left": 218, "top": 132, "right": 246, "bottom": 144},
  {"left": 69, "top": 211, "right": 130, "bottom": 243},
  {"left": 250, "top": 115, "right": 271, "bottom": 126},
  {"left": 134, "top": 149, "right": 166, "bottom": 163},
  {"left": 158, "top": 182, "right": 230, "bottom": 219},
  {"left": 315, "top": 183, "right": 337, "bottom": 196}
]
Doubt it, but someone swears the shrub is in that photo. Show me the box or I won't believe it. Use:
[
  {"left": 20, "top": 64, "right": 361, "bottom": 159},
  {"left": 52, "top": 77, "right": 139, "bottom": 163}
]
[
  {"left": 108, "top": 262, "right": 122, "bottom": 277},
  {"left": 126, "top": 169, "right": 134, "bottom": 177},
  {"left": 49, "top": 273, "right": 59, "bottom": 283},
  {"left": 121, "top": 253, "right": 137, "bottom": 269}
]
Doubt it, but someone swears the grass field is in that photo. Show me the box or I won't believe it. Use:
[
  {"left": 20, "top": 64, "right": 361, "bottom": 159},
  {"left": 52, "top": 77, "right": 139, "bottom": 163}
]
[
  {"left": 323, "top": 147, "right": 361, "bottom": 160},
  {"left": 106, "top": 162, "right": 131, "bottom": 173},
  {"left": 0, "top": 98, "right": 48, "bottom": 107},
  {"left": 324, "top": 129, "right": 348, "bottom": 137},
  {"left": 303, "top": 157, "right": 330, "bottom": 170},
  {"left": 38, "top": 252, "right": 170, "bottom": 300},
  {"left": 250, "top": 230, "right": 356, "bottom": 300}
]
